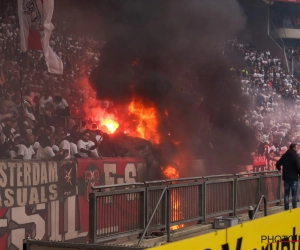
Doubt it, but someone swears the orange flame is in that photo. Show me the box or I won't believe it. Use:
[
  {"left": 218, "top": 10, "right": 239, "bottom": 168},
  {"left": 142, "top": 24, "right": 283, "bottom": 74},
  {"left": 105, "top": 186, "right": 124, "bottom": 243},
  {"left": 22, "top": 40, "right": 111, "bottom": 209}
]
[
  {"left": 75, "top": 76, "right": 120, "bottom": 134},
  {"left": 128, "top": 99, "right": 160, "bottom": 144},
  {"left": 100, "top": 118, "right": 119, "bottom": 134},
  {"left": 163, "top": 166, "right": 179, "bottom": 179},
  {"left": 75, "top": 77, "right": 162, "bottom": 144},
  {"left": 162, "top": 166, "right": 184, "bottom": 230}
]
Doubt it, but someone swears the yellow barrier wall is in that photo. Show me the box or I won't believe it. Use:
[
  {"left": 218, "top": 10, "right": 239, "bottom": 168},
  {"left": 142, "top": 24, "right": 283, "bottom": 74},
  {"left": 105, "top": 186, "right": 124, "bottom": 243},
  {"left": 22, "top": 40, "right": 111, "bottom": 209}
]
[{"left": 152, "top": 209, "right": 300, "bottom": 250}]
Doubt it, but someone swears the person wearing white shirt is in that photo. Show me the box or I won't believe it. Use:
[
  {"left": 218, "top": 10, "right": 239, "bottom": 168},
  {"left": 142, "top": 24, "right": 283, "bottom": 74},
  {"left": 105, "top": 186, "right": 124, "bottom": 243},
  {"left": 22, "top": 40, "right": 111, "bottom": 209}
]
[
  {"left": 59, "top": 138, "right": 71, "bottom": 159},
  {"left": 9, "top": 136, "right": 21, "bottom": 159},
  {"left": 39, "top": 91, "right": 53, "bottom": 126},
  {"left": 36, "top": 145, "right": 56, "bottom": 160},
  {"left": 53, "top": 95, "right": 70, "bottom": 116},
  {"left": 36, "top": 136, "right": 68, "bottom": 160},
  {"left": 77, "top": 131, "right": 100, "bottom": 158},
  {"left": 52, "top": 95, "right": 71, "bottom": 128},
  {"left": 9, "top": 137, "right": 34, "bottom": 160},
  {"left": 18, "top": 143, "right": 35, "bottom": 160},
  {"left": 39, "top": 91, "right": 53, "bottom": 115},
  {"left": 70, "top": 142, "right": 79, "bottom": 158},
  {"left": 253, "top": 70, "right": 261, "bottom": 81}
]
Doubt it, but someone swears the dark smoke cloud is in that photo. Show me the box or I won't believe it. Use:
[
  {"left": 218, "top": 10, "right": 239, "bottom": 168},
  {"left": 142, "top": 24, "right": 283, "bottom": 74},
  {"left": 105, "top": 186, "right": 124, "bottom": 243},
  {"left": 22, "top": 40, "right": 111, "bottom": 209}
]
[{"left": 60, "top": 0, "right": 257, "bottom": 175}]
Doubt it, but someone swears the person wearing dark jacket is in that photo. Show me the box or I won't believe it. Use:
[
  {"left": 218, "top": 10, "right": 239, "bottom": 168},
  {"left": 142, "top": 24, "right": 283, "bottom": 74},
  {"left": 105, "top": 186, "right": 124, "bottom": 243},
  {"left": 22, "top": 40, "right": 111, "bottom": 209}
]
[{"left": 276, "top": 143, "right": 300, "bottom": 210}]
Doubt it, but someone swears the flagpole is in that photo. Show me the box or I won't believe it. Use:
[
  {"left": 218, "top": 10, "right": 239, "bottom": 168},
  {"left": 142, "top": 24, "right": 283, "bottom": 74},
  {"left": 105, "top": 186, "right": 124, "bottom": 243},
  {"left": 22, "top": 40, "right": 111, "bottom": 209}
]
[{"left": 19, "top": 51, "right": 26, "bottom": 131}]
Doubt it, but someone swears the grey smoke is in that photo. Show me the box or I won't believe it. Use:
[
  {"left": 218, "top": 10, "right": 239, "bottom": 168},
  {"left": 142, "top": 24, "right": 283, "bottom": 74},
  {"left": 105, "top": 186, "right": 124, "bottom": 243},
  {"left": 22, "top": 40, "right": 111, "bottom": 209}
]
[{"left": 58, "top": 0, "right": 257, "bottom": 175}]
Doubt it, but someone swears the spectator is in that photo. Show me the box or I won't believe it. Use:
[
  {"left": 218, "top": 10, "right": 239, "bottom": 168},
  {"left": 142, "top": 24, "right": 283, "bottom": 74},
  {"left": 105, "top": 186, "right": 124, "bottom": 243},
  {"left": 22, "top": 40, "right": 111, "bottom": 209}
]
[
  {"left": 39, "top": 91, "right": 53, "bottom": 126},
  {"left": 36, "top": 135, "right": 68, "bottom": 160},
  {"left": 53, "top": 95, "right": 70, "bottom": 116},
  {"left": 276, "top": 143, "right": 300, "bottom": 210},
  {"left": 12, "top": 136, "right": 35, "bottom": 160},
  {"left": 77, "top": 130, "right": 100, "bottom": 158}
]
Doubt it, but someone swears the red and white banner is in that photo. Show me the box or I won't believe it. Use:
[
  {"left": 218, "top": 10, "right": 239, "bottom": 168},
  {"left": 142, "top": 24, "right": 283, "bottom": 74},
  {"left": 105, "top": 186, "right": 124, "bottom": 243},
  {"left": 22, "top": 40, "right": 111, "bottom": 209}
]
[
  {"left": 0, "top": 158, "right": 146, "bottom": 250},
  {"left": 76, "top": 158, "right": 146, "bottom": 233},
  {"left": 18, "top": 0, "right": 63, "bottom": 74},
  {"left": 252, "top": 155, "right": 267, "bottom": 167}
]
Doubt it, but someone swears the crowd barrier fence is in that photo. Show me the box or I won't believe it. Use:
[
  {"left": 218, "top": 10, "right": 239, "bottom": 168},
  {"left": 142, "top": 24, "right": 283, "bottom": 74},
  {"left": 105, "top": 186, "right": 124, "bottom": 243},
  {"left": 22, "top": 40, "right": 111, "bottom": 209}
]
[{"left": 88, "top": 171, "right": 282, "bottom": 245}]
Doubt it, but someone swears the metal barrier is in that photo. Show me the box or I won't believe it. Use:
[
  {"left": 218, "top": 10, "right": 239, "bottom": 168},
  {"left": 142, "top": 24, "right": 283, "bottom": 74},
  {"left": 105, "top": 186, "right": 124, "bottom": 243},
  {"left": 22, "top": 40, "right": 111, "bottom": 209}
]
[
  {"left": 252, "top": 195, "right": 268, "bottom": 220},
  {"left": 234, "top": 171, "right": 282, "bottom": 214},
  {"left": 204, "top": 175, "right": 234, "bottom": 220},
  {"left": 89, "top": 171, "right": 282, "bottom": 245},
  {"left": 89, "top": 186, "right": 146, "bottom": 243}
]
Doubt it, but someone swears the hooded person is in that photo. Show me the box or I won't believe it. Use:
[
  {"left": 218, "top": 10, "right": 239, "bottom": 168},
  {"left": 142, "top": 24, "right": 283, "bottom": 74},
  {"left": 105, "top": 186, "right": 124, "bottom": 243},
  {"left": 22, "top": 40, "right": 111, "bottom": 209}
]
[{"left": 276, "top": 143, "right": 300, "bottom": 210}]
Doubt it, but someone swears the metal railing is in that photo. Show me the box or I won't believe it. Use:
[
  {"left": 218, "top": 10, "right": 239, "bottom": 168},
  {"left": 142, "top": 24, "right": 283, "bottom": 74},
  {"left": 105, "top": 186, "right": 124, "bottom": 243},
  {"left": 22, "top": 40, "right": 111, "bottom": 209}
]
[
  {"left": 89, "top": 171, "right": 282, "bottom": 245},
  {"left": 252, "top": 195, "right": 268, "bottom": 220}
]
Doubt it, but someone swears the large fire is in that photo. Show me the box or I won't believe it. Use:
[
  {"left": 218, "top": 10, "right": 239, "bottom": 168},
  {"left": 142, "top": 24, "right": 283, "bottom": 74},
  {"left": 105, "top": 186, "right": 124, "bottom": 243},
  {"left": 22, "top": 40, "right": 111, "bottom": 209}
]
[
  {"left": 77, "top": 75, "right": 184, "bottom": 230},
  {"left": 77, "top": 77, "right": 160, "bottom": 140},
  {"left": 85, "top": 107, "right": 120, "bottom": 134},
  {"left": 84, "top": 98, "right": 160, "bottom": 140},
  {"left": 127, "top": 99, "right": 160, "bottom": 144}
]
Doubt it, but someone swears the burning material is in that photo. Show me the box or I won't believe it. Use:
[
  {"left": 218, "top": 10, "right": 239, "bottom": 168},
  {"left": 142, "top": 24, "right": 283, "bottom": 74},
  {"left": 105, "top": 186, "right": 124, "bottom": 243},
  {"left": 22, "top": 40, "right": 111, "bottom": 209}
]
[
  {"left": 84, "top": 0, "right": 256, "bottom": 177},
  {"left": 162, "top": 166, "right": 179, "bottom": 179},
  {"left": 127, "top": 99, "right": 160, "bottom": 144},
  {"left": 162, "top": 166, "right": 184, "bottom": 230},
  {"left": 85, "top": 98, "right": 160, "bottom": 140},
  {"left": 100, "top": 118, "right": 119, "bottom": 134},
  {"left": 85, "top": 108, "right": 119, "bottom": 134},
  {"left": 75, "top": 76, "right": 120, "bottom": 134},
  {"left": 77, "top": 76, "right": 160, "bottom": 140}
]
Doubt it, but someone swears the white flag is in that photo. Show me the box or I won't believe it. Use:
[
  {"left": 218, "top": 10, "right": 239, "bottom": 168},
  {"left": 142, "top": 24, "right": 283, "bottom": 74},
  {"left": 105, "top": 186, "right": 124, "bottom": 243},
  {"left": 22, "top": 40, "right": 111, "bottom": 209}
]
[{"left": 18, "top": 0, "right": 63, "bottom": 74}]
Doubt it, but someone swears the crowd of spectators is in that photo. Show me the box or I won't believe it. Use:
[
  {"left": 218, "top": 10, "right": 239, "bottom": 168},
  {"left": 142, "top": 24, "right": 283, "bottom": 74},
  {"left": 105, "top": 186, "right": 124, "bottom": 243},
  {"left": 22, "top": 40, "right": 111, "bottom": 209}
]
[
  {"left": 285, "top": 46, "right": 300, "bottom": 65},
  {"left": 0, "top": 1, "right": 113, "bottom": 160},
  {"left": 282, "top": 15, "right": 300, "bottom": 29},
  {"left": 229, "top": 39, "right": 300, "bottom": 160},
  {"left": 2, "top": 0, "right": 300, "bottom": 164},
  {"left": 271, "top": 11, "right": 300, "bottom": 29}
]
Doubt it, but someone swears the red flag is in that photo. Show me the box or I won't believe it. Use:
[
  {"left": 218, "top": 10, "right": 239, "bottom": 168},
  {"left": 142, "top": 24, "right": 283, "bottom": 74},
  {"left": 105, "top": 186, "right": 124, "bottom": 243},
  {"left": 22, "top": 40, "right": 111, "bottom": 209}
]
[{"left": 18, "top": 0, "right": 63, "bottom": 74}]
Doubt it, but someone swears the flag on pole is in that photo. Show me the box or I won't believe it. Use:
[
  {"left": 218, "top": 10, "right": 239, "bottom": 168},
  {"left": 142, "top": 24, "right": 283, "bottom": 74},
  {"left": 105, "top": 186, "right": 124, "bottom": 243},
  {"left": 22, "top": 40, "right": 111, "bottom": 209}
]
[{"left": 18, "top": 0, "right": 63, "bottom": 74}]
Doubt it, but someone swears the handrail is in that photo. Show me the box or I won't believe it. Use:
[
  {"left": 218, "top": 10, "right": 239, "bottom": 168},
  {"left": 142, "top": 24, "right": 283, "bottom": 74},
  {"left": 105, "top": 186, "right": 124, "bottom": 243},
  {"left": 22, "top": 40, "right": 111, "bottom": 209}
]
[
  {"left": 137, "top": 187, "right": 167, "bottom": 247},
  {"left": 235, "top": 172, "right": 261, "bottom": 177},
  {"left": 203, "top": 174, "right": 233, "bottom": 180},
  {"left": 93, "top": 171, "right": 279, "bottom": 190},
  {"left": 261, "top": 170, "right": 279, "bottom": 175},
  {"left": 165, "top": 176, "right": 203, "bottom": 182},
  {"left": 252, "top": 195, "right": 267, "bottom": 220},
  {"left": 145, "top": 180, "right": 166, "bottom": 185},
  {"left": 91, "top": 182, "right": 145, "bottom": 190}
]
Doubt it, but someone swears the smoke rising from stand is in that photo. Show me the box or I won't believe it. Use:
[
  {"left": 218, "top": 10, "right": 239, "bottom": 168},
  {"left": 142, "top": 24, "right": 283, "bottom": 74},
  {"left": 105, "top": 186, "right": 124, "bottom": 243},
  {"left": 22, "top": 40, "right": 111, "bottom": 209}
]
[{"left": 64, "top": 0, "right": 256, "bottom": 175}]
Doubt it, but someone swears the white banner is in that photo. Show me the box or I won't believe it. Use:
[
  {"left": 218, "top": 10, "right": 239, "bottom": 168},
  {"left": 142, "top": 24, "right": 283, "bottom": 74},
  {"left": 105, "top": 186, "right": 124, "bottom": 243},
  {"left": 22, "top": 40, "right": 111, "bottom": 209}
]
[{"left": 18, "top": 0, "right": 63, "bottom": 74}]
